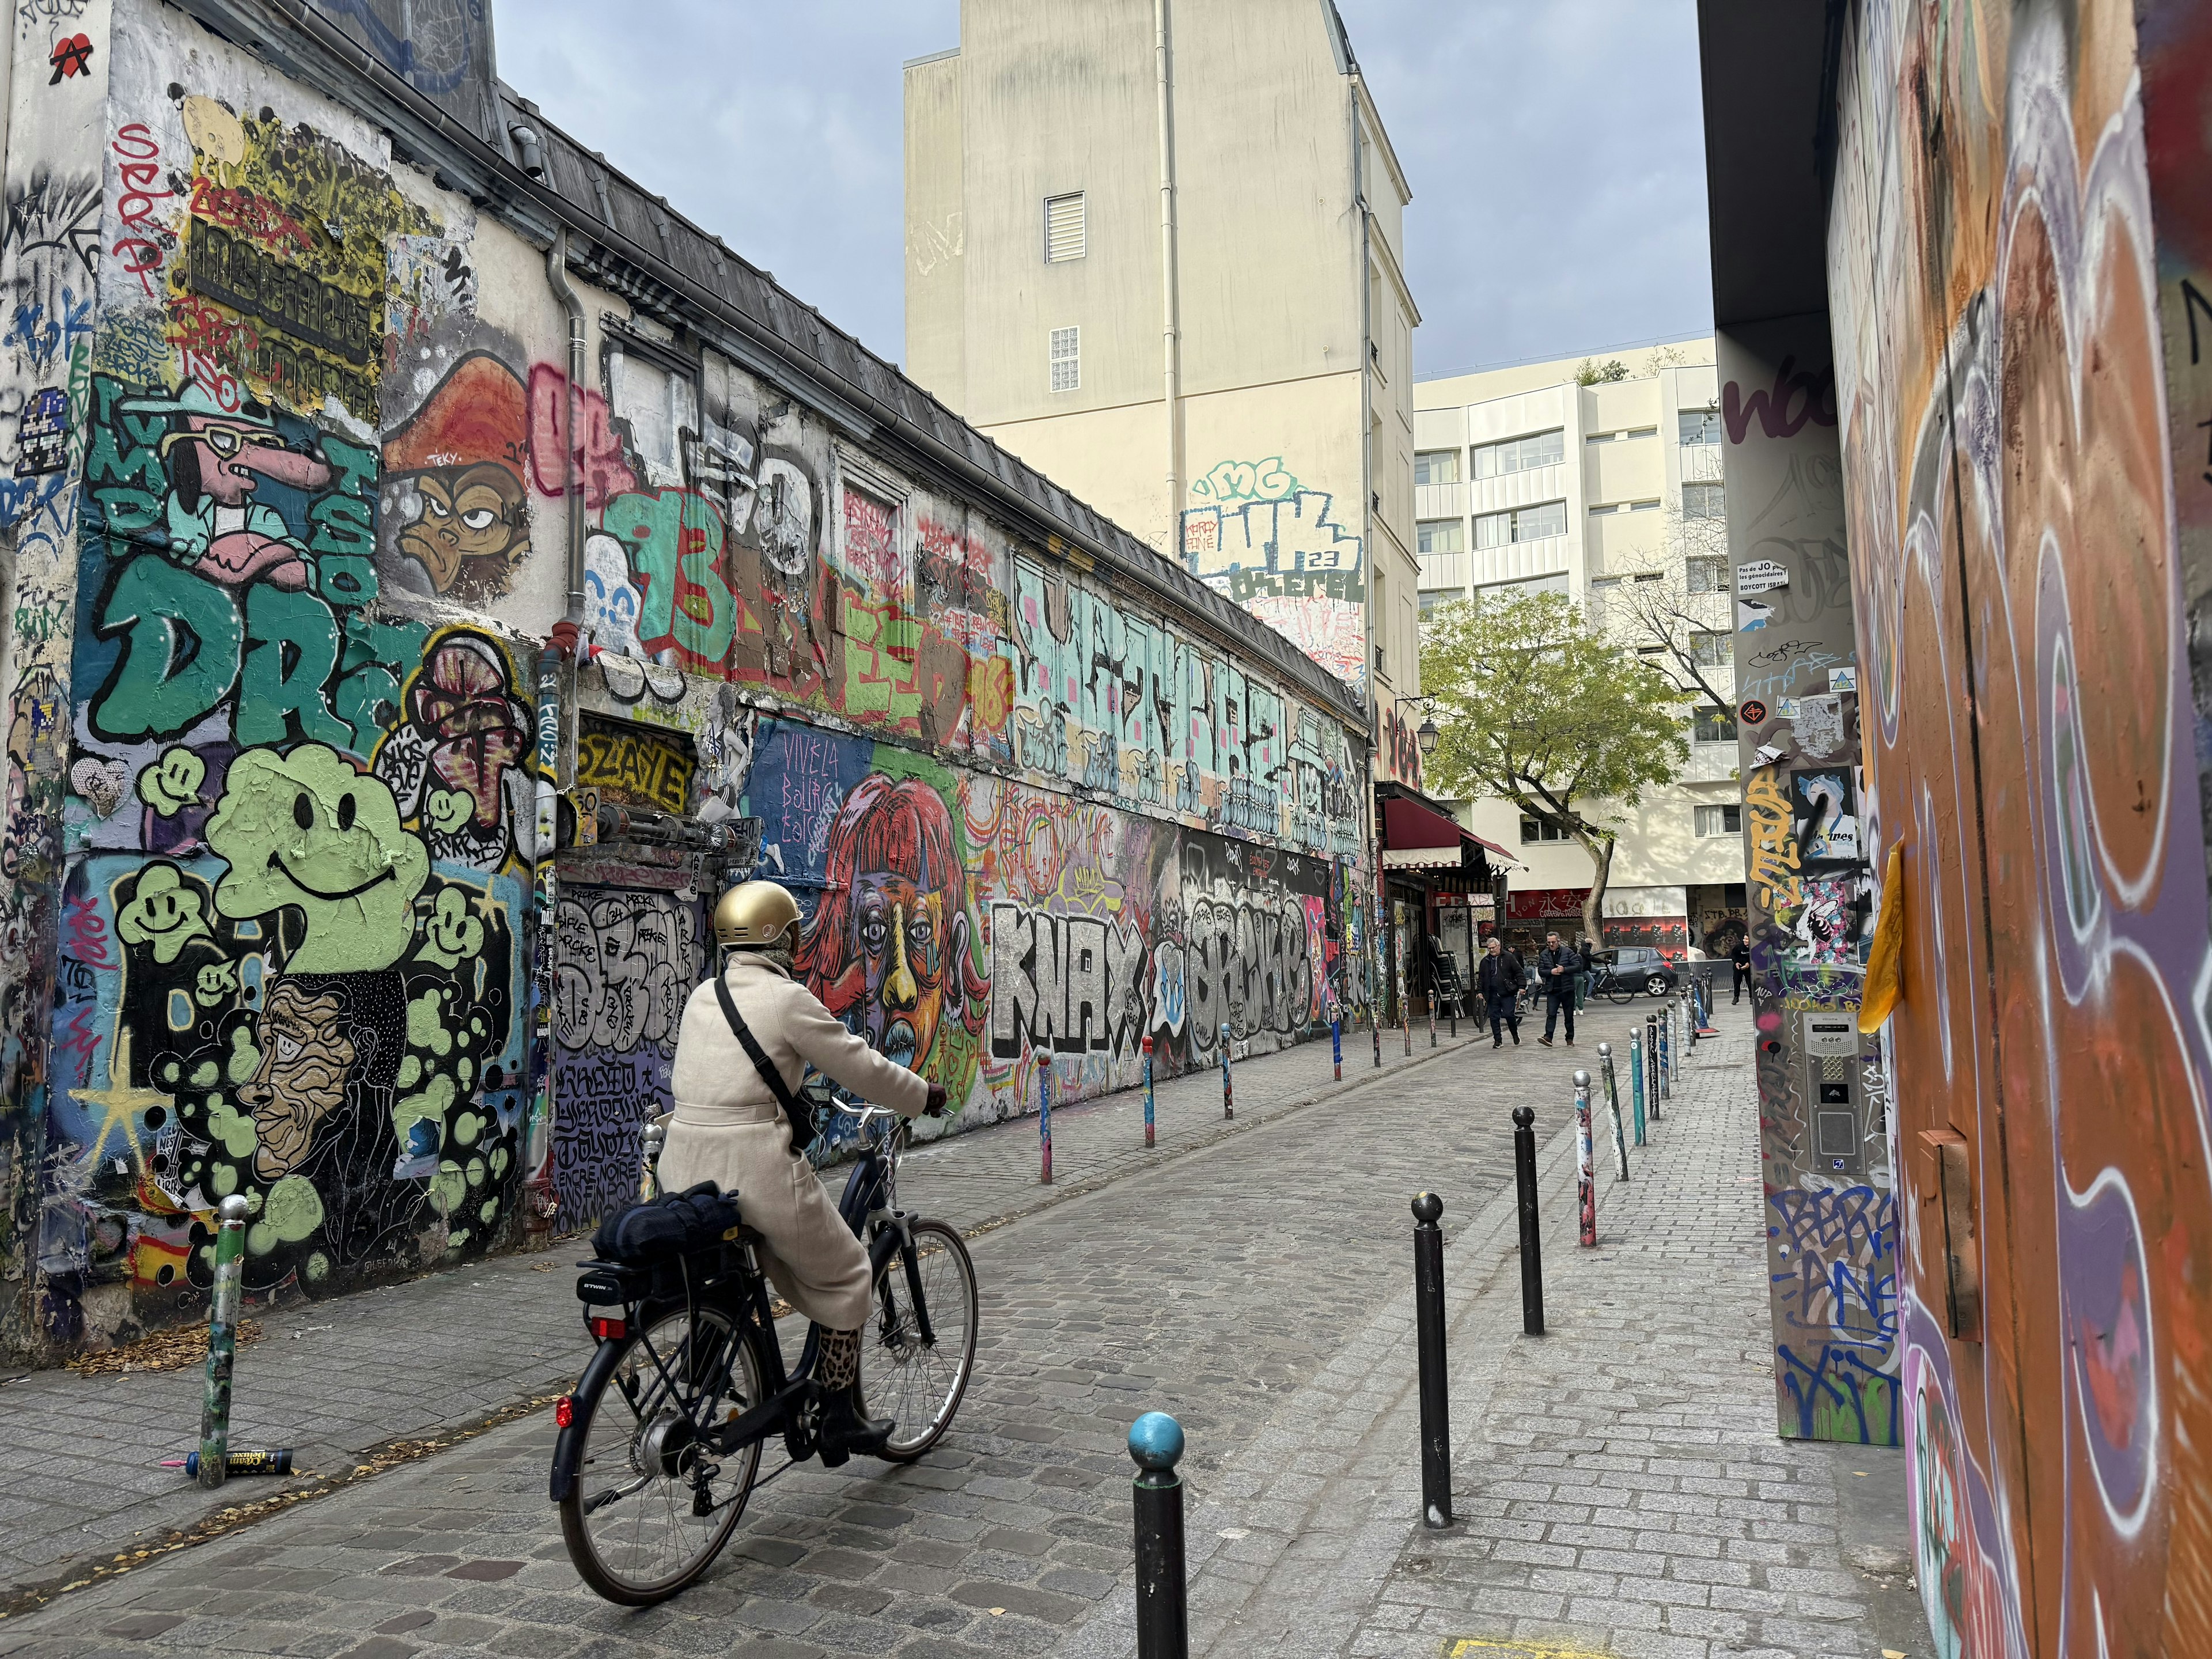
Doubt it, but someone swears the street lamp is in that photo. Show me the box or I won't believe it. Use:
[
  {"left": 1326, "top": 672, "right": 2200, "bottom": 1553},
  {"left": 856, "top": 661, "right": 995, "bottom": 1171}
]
[{"left": 1416, "top": 711, "right": 1440, "bottom": 757}]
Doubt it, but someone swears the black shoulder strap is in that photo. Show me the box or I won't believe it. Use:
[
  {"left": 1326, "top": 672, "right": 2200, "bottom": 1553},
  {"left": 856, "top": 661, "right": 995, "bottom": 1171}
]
[{"left": 712, "top": 971, "right": 801, "bottom": 1114}]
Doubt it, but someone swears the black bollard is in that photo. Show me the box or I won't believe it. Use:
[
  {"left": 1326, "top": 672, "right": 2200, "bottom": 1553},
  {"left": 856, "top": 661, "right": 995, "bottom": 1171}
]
[
  {"left": 1512, "top": 1106, "right": 1544, "bottom": 1336},
  {"left": 1412, "top": 1192, "right": 1453, "bottom": 1528},
  {"left": 1128, "top": 1412, "right": 1188, "bottom": 1658}
]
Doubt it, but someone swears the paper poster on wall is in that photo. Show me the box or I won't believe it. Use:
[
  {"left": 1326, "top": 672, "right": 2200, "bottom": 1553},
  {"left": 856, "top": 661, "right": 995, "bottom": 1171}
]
[
  {"left": 1828, "top": 665, "right": 1858, "bottom": 692},
  {"left": 1791, "top": 768, "right": 1859, "bottom": 869},
  {"left": 1737, "top": 597, "right": 1774, "bottom": 631},
  {"left": 1736, "top": 559, "right": 1790, "bottom": 594}
]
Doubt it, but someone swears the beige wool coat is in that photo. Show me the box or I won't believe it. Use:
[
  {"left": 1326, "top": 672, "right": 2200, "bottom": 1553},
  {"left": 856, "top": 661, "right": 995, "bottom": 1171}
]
[{"left": 657, "top": 953, "right": 930, "bottom": 1331}]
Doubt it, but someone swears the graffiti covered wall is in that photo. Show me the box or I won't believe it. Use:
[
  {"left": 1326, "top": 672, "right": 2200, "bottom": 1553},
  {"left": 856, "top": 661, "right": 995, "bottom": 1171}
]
[
  {"left": 1821, "top": 0, "right": 2212, "bottom": 1650},
  {"left": 0, "top": 0, "right": 1375, "bottom": 1358},
  {"left": 1719, "top": 315, "right": 1895, "bottom": 1452}
]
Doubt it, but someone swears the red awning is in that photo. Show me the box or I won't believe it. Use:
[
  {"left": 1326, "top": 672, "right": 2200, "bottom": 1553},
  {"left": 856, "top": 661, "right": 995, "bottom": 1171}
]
[
  {"left": 1466, "top": 830, "right": 1515, "bottom": 861},
  {"left": 1381, "top": 794, "right": 1463, "bottom": 850}
]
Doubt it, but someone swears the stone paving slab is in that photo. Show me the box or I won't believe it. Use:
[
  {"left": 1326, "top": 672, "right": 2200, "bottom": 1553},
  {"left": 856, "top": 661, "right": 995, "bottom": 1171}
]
[
  {"left": 0, "top": 997, "right": 1604, "bottom": 1653},
  {"left": 1048, "top": 1007, "right": 1933, "bottom": 1659},
  {"left": 0, "top": 1007, "right": 1492, "bottom": 1604}
]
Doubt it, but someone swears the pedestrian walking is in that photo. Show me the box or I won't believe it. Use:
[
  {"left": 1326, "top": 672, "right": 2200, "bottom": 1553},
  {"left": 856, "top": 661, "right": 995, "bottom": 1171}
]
[
  {"left": 1730, "top": 936, "right": 1752, "bottom": 1003},
  {"left": 1574, "top": 935, "right": 1596, "bottom": 1011},
  {"left": 1537, "top": 930, "right": 1577, "bottom": 1046},
  {"left": 1476, "top": 935, "right": 1523, "bottom": 1047}
]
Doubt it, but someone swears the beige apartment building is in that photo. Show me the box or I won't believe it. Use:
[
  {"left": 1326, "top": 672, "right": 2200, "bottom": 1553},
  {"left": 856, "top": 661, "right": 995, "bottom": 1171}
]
[
  {"left": 1414, "top": 340, "right": 1750, "bottom": 968},
  {"left": 902, "top": 1, "right": 1428, "bottom": 796}
]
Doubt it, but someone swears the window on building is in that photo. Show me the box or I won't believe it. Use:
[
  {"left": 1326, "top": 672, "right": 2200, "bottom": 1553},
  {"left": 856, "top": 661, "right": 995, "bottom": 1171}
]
[
  {"left": 1624, "top": 426, "right": 1657, "bottom": 439},
  {"left": 1049, "top": 326, "right": 1080, "bottom": 393},
  {"left": 1416, "top": 517, "right": 1464, "bottom": 555},
  {"left": 1044, "top": 192, "right": 1086, "bottom": 263},
  {"left": 1474, "top": 499, "right": 1567, "bottom": 548},
  {"left": 1691, "top": 630, "right": 1732, "bottom": 666},
  {"left": 1680, "top": 408, "right": 1722, "bottom": 446},
  {"left": 1695, "top": 804, "right": 1744, "bottom": 837},
  {"left": 1476, "top": 572, "right": 1570, "bottom": 604},
  {"left": 1472, "top": 428, "right": 1565, "bottom": 479},
  {"left": 1690, "top": 706, "right": 1738, "bottom": 744},
  {"left": 1415, "top": 449, "right": 1461, "bottom": 487},
  {"left": 1419, "top": 590, "right": 1452, "bottom": 620},
  {"left": 1586, "top": 575, "right": 1622, "bottom": 626},
  {"left": 1683, "top": 482, "right": 1725, "bottom": 520},
  {"left": 1686, "top": 555, "right": 1728, "bottom": 593},
  {"left": 1628, "top": 498, "right": 1660, "bottom": 512},
  {"left": 1520, "top": 816, "right": 1570, "bottom": 844}
]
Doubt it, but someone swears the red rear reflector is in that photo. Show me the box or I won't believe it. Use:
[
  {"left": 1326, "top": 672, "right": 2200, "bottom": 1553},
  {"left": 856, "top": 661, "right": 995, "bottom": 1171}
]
[
  {"left": 589, "top": 1316, "right": 627, "bottom": 1341},
  {"left": 554, "top": 1395, "right": 574, "bottom": 1427}
]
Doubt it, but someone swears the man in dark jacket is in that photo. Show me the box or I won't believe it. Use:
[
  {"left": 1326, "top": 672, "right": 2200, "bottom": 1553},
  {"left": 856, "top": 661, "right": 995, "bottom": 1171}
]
[
  {"left": 1537, "top": 931, "right": 1576, "bottom": 1046},
  {"left": 1730, "top": 937, "right": 1752, "bottom": 1003},
  {"left": 1476, "top": 935, "right": 1523, "bottom": 1047}
]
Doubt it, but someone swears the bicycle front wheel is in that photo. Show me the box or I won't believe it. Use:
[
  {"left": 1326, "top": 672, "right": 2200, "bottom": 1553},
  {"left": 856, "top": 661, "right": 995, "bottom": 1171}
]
[
  {"left": 559, "top": 1304, "right": 766, "bottom": 1605},
  {"left": 866, "top": 1219, "right": 978, "bottom": 1461},
  {"left": 1606, "top": 977, "right": 1634, "bottom": 1005}
]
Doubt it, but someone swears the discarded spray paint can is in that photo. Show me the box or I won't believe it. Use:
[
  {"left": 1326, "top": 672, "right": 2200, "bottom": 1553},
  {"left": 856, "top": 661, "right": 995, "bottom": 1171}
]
[
  {"left": 198, "top": 1194, "right": 251, "bottom": 1490},
  {"left": 171, "top": 1448, "right": 293, "bottom": 1479}
]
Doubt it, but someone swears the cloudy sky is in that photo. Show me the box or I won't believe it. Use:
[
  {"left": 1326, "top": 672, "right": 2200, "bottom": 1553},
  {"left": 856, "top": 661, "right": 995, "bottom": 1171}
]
[{"left": 497, "top": 0, "right": 1713, "bottom": 379}]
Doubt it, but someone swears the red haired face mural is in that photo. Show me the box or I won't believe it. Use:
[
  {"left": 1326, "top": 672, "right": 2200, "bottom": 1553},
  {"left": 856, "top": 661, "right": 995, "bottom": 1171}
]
[{"left": 796, "top": 774, "right": 987, "bottom": 1075}]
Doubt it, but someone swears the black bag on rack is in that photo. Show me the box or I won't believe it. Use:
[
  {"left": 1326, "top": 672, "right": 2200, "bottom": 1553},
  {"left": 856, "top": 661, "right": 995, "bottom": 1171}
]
[{"left": 590, "top": 1181, "right": 745, "bottom": 1264}]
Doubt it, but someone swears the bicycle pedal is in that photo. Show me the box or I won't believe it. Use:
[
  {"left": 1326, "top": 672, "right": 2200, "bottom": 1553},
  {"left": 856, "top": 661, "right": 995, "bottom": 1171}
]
[{"left": 817, "top": 1444, "right": 852, "bottom": 1470}]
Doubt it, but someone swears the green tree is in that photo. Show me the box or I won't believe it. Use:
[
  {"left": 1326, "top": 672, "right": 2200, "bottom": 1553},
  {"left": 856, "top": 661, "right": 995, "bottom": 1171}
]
[
  {"left": 1574, "top": 357, "right": 1630, "bottom": 385},
  {"left": 1421, "top": 589, "right": 1688, "bottom": 943}
]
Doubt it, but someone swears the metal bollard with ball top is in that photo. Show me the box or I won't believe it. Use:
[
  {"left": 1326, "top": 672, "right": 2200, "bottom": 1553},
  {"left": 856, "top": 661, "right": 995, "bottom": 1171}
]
[
  {"left": 1573, "top": 1070, "right": 1597, "bottom": 1248},
  {"left": 198, "top": 1193, "right": 251, "bottom": 1489},
  {"left": 1219, "top": 1022, "right": 1233, "bottom": 1120},
  {"left": 1512, "top": 1106, "right": 1544, "bottom": 1335},
  {"left": 1142, "top": 1035, "right": 1156, "bottom": 1147},
  {"left": 1597, "top": 1041, "right": 1628, "bottom": 1181},
  {"left": 1411, "top": 1192, "right": 1453, "bottom": 1528},
  {"left": 1129, "top": 1412, "right": 1189, "bottom": 1659}
]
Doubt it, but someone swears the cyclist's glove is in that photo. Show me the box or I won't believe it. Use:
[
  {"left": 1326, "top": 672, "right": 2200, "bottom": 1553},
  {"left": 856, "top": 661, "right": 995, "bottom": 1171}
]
[{"left": 923, "top": 1084, "right": 949, "bottom": 1118}]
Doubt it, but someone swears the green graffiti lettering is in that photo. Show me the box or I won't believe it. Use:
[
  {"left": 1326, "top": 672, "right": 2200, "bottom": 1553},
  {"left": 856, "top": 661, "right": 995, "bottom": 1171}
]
[
  {"left": 604, "top": 488, "right": 734, "bottom": 667},
  {"left": 316, "top": 551, "right": 377, "bottom": 608},
  {"left": 90, "top": 554, "right": 244, "bottom": 741},
  {"left": 84, "top": 377, "right": 167, "bottom": 532},
  {"left": 236, "top": 583, "right": 352, "bottom": 748},
  {"left": 308, "top": 491, "right": 373, "bottom": 558},
  {"left": 317, "top": 432, "right": 378, "bottom": 500}
]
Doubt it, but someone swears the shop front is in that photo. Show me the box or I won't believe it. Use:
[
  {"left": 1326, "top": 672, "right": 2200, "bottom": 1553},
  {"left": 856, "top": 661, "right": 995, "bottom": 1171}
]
[{"left": 1377, "top": 783, "right": 1508, "bottom": 1022}]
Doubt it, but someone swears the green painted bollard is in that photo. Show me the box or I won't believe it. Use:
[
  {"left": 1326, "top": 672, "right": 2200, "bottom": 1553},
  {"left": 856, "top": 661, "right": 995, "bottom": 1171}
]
[
  {"left": 1629, "top": 1032, "right": 1647, "bottom": 1146},
  {"left": 198, "top": 1193, "right": 251, "bottom": 1490}
]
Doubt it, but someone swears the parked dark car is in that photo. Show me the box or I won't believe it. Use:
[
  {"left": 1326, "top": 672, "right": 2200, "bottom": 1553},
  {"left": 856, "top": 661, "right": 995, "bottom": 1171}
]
[{"left": 1596, "top": 946, "right": 1678, "bottom": 998}]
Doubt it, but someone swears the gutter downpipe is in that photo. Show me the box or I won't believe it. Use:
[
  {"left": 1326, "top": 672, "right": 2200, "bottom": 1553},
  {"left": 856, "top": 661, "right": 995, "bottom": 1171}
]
[
  {"left": 1156, "top": 0, "right": 1183, "bottom": 559},
  {"left": 1350, "top": 69, "right": 1388, "bottom": 1027},
  {"left": 524, "top": 227, "right": 589, "bottom": 1228}
]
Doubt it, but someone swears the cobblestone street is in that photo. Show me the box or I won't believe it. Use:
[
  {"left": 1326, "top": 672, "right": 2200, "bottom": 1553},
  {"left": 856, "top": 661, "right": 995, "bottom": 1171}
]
[{"left": 0, "top": 1005, "right": 1922, "bottom": 1658}]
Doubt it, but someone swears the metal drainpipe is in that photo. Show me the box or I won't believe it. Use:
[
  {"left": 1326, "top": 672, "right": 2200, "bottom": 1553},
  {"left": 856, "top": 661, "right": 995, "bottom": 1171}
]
[
  {"left": 524, "top": 228, "right": 588, "bottom": 1225},
  {"left": 1156, "top": 0, "right": 1183, "bottom": 557},
  {"left": 1351, "top": 71, "right": 1384, "bottom": 1010}
]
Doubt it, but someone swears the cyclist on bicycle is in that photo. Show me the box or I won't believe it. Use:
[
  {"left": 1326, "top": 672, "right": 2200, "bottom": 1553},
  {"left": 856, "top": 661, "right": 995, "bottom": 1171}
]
[{"left": 658, "top": 880, "right": 948, "bottom": 1462}]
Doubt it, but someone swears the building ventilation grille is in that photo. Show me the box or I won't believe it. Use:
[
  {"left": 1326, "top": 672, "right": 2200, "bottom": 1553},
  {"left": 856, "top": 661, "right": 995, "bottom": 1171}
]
[{"left": 1044, "top": 192, "right": 1086, "bottom": 263}]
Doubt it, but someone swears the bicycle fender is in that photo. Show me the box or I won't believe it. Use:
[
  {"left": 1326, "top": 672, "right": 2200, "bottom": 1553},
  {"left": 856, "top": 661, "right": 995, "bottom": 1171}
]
[{"left": 549, "top": 1334, "right": 630, "bottom": 1505}]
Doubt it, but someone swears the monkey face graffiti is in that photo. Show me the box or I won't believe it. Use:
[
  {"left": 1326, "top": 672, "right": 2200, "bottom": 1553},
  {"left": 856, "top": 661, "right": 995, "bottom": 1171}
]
[
  {"left": 396, "top": 464, "right": 528, "bottom": 594},
  {"left": 236, "top": 978, "right": 356, "bottom": 1180},
  {"left": 207, "top": 745, "right": 430, "bottom": 974}
]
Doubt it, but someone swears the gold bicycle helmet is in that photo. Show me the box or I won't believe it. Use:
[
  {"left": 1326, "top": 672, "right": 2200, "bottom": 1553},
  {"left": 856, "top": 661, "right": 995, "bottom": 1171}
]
[{"left": 713, "top": 880, "right": 802, "bottom": 949}]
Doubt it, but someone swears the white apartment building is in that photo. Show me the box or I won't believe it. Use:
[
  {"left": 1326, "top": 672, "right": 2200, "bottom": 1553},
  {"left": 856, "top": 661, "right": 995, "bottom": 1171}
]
[{"left": 1413, "top": 340, "right": 1749, "bottom": 961}]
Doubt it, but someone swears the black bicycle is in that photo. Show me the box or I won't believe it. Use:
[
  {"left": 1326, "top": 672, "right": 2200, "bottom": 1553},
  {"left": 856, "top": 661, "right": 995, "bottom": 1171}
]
[{"left": 550, "top": 1102, "right": 978, "bottom": 1605}]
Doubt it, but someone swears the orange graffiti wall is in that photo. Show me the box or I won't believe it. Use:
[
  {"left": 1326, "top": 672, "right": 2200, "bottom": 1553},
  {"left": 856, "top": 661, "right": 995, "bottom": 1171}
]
[{"left": 1828, "top": 0, "right": 2212, "bottom": 1650}]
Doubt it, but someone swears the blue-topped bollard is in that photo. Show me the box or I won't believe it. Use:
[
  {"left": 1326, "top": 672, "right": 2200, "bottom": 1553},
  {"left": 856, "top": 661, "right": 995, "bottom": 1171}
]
[{"left": 1128, "top": 1411, "right": 1188, "bottom": 1658}]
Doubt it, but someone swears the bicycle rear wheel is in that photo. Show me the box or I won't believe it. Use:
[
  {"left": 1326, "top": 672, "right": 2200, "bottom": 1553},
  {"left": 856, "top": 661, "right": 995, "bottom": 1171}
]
[
  {"left": 1605, "top": 976, "right": 1634, "bottom": 1005},
  {"left": 559, "top": 1304, "right": 766, "bottom": 1605},
  {"left": 866, "top": 1219, "right": 978, "bottom": 1461}
]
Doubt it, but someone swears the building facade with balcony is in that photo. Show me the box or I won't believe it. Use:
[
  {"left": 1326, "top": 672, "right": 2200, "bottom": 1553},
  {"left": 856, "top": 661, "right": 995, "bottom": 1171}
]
[{"left": 1412, "top": 342, "right": 1748, "bottom": 963}]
